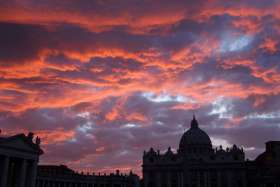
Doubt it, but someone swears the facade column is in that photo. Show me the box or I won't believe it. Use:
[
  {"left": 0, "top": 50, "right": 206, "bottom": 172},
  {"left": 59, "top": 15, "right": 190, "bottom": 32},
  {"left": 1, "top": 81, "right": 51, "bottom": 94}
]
[
  {"left": 197, "top": 171, "right": 200, "bottom": 187},
  {"left": 177, "top": 172, "right": 180, "bottom": 187},
  {"left": 157, "top": 172, "right": 161, "bottom": 187},
  {"left": 227, "top": 171, "right": 232, "bottom": 187},
  {"left": 18, "top": 159, "right": 27, "bottom": 187},
  {"left": 186, "top": 171, "right": 190, "bottom": 187},
  {"left": 204, "top": 171, "right": 208, "bottom": 187},
  {"left": 167, "top": 171, "right": 171, "bottom": 187},
  {"left": 143, "top": 172, "right": 149, "bottom": 187},
  {"left": 181, "top": 172, "right": 184, "bottom": 187},
  {"left": 242, "top": 171, "right": 247, "bottom": 187},
  {"left": 180, "top": 172, "right": 184, "bottom": 187},
  {"left": 29, "top": 160, "right": 38, "bottom": 187},
  {"left": 40, "top": 180, "right": 44, "bottom": 187},
  {"left": 217, "top": 171, "right": 221, "bottom": 187},
  {"left": 0, "top": 156, "right": 9, "bottom": 187}
]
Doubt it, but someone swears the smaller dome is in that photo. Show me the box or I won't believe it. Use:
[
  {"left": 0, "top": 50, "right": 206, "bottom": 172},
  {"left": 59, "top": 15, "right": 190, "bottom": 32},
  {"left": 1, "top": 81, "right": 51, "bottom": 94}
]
[{"left": 179, "top": 116, "right": 212, "bottom": 155}]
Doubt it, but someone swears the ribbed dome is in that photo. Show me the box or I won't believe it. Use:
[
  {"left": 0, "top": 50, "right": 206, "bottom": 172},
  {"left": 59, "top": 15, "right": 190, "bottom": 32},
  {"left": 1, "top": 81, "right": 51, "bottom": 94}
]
[{"left": 179, "top": 116, "right": 212, "bottom": 155}]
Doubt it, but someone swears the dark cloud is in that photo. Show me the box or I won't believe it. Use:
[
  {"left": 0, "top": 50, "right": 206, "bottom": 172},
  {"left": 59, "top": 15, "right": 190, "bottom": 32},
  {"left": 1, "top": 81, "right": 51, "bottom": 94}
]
[
  {"left": 0, "top": 108, "right": 84, "bottom": 131},
  {"left": 0, "top": 22, "right": 48, "bottom": 65}
]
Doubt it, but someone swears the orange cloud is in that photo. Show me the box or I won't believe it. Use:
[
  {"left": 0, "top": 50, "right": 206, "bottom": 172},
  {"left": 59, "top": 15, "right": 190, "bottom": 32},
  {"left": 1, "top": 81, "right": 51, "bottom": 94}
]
[
  {"left": 259, "top": 38, "right": 278, "bottom": 54},
  {"left": 36, "top": 129, "right": 75, "bottom": 144},
  {"left": 221, "top": 59, "right": 280, "bottom": 85}
]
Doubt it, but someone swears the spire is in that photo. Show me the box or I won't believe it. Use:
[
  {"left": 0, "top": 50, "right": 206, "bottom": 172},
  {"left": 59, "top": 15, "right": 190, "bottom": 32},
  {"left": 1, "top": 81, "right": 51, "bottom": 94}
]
[{"left": 191, "top": 115, "right": 198, "bottom": 128}]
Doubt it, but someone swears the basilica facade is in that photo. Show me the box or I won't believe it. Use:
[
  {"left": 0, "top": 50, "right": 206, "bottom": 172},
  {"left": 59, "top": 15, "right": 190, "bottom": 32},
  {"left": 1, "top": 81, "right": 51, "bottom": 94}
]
[{"left": 142, "top": 116, "right": 280, "bottom": 187}]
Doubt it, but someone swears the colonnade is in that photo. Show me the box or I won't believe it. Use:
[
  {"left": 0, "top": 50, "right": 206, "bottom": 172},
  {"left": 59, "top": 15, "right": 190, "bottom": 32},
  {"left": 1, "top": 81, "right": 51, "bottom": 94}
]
[
  {"left": 0, "top": 155, "right": 38, "bottom": 187},
  {"left": 36, "top": 180, "right": 126, "bottom": 187}
]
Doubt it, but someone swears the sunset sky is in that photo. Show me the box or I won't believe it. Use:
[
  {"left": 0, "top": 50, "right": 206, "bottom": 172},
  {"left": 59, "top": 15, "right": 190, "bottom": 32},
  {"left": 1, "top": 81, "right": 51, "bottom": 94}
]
[{"left": 0, "top": 0, "right": 280, "bottom": 175}]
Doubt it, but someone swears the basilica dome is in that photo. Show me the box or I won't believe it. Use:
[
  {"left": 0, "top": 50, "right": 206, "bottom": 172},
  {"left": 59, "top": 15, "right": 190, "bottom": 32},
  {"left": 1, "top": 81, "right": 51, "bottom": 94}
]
[{"left": 179, "top": 116, "right": 212, "bottom": 155}]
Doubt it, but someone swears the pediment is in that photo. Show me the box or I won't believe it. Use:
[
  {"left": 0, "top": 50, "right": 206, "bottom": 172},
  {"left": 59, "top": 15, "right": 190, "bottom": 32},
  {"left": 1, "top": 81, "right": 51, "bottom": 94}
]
[{"left": 1, "top": 137, "right": 37, "bottom": 153}]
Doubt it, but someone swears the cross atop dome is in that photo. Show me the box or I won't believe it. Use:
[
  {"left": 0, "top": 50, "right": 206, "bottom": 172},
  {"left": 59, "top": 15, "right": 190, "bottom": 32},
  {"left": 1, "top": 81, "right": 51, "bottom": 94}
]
[{"left": 191, "top": 114, "right": 198, "bottom": 129}]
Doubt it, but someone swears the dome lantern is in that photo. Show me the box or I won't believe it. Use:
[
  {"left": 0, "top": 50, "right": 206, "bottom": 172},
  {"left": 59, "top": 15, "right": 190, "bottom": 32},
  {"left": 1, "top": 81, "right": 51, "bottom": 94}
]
[{"left": 191, "top": 115, "right": 198, "bottom": 129}]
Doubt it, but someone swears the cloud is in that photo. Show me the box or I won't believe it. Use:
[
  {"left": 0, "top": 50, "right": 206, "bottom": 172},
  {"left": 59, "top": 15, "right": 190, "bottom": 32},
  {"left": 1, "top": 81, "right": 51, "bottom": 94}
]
[{"left": 0, "top": 0, "right": 280, "bottom": 176}]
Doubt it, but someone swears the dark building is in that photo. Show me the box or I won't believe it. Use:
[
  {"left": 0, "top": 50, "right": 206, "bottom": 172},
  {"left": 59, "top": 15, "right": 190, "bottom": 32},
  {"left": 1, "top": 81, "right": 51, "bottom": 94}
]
[
  {"left": 36, "top": 165, "right": 140, "bottom": 187},
  {"left": 1, "top": 117, "right": 280, "bottom": 187},
  {"left": 0, "top": 132, "right": 140, "bottom": 187},
  {"left": 142, "top": 116, "right": 280, "bottom": 187},
  {"left": 0, "top": 132, "right": 43, "bottom": 187},
  {"left": 247, "top": 141, "right": 280, "bottom": 187}
]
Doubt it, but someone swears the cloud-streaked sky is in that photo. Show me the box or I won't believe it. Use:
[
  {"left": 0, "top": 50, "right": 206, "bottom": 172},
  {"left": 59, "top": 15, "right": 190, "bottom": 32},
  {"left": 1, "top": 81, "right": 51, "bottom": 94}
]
[{"left": 0, "top": 0, "right": 280, "bottom": 175}]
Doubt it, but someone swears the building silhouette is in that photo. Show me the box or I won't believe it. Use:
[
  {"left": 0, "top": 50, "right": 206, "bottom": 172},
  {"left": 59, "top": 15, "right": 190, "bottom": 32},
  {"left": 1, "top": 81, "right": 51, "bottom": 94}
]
[
  {"left": 36, "top": 165, "right": 140, "bottom": 187},
  {"left": 0, "top": 132, "right": 43, "bottom": 187},
  {"left": 0, "top": 116, "right": 280, "bottom": 187},
  {"left": 0, "top": 132, "right": 140, "bottom": 187},
  {"left": 142, "top": 116, "right": 280, "bottom": 187},
  {"left": 247, "top": 141, "right": 280, "bottom": 186}
]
